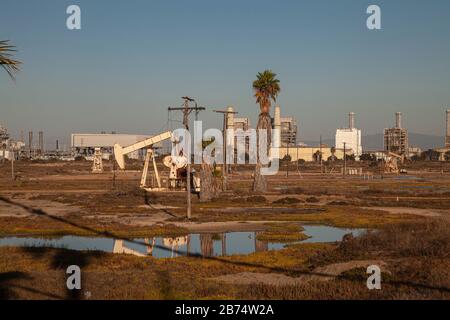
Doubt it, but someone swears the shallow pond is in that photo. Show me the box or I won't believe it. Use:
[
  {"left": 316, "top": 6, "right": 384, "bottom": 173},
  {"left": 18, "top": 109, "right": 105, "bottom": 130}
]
[{"left": 0, "top": 225, "right": 365, "bottom": 259}]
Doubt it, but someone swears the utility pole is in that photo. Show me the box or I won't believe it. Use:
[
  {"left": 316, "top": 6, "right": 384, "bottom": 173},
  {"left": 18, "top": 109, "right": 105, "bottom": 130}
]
[
  {"left": 112, "top": 157, "right": 116, "bottom": 190},
  {"left": 286, "top": 144, "right": 289, "bottom": 177},
  {"left": 169, "top": 97, "right": 205, "bottom": 220},
  {"left": 11, "top": 150, "right": 15, "bottom": 180},
  {"left": 213, "top": 108, "right": 238, "bottom": 191},
  {"left": 343, "top": 142, "right": 347, "bottom": 178}
]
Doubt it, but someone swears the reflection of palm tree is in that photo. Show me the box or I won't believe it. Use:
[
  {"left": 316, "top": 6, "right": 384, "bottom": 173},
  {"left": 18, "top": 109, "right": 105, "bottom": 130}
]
[
  {"left": 144, "top": 238, "right": 156, "bottom": 255},
  {"left": 0, "top": 40, "right": 21, "bottom": 80},
  {"left": 252, "top": 70, "right": 280, "bottom": 192},
  {"left": 221, "top": 233, "right": 227, "bottom": 256},
  {"left": 254, "top": 232, "right": 268, "bottom": 252},
  {"left": 200, "top": 234, "right": 214, "bottom": 257}
]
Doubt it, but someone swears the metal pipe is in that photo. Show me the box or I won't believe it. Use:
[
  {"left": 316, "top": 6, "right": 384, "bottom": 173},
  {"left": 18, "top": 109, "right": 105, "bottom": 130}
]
[{"left": 349, "top": 112, "right": 355, "bottom": 130}]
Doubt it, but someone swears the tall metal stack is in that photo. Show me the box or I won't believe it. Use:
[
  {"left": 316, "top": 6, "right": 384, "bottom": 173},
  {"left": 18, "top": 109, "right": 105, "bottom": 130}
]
[
  {"left": 274, "top": 105, "right": 281, "bottom": 147},
  {"left": 28, "top": 131, "right": 33, "bottom": 157},
  {"left": 384, "top": 112, "right": 408, "bottom": 156},
  {"left": 349, "top": 112, "right": 355, "bottom": 130},
  {"left": 446, "top": 109, "right": 450, "bottom": 148},
  {"left": 38, "top": 131, "right": 44, "bottom": 155},
  {"left": 395, "top": 112, "right": 402, "bottom": 129}
]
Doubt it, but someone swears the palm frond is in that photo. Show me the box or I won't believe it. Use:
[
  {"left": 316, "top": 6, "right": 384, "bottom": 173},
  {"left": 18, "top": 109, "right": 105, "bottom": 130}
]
[
  {"left": 252, "top": 69, "right": 281, "bottom": 113},
  {"left": 0, "top": 40, "right": 21, "bottom": 80}
]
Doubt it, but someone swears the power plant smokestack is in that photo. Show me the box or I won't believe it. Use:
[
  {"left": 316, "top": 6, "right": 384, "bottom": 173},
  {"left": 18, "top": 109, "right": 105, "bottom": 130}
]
[
  {"left": 446, "top": 109, "right": 450, "bottom": 148},
  {"left": 274, "top": 105, "right": 281, "bottom": 147},
  {"left": 395, "top": 112, "right": 402, "bottom": 129},
  {"left": 28, "top": 131, "right": 33, "bottom": 157},
  {"left": 349, "top": 112, "right": 355, "bottom": 130},
  {"left": 38, "top": 131, "right": 44, "bottom": 155},
  {"left": 226, "top": 106, "right": 234, "bottom": 130}
]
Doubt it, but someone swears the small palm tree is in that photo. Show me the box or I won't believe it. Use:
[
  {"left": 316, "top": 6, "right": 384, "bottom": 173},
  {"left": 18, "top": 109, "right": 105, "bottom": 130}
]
[
  {"left": 252, "top": 70, "right": 281, "bottom": 192},
  {"left": 0, "top": 40, "right": 21, "bottom": 80}
]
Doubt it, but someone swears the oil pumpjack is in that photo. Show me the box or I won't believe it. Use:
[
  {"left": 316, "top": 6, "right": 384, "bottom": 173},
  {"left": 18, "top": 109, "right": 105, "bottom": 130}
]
[{"left": 113, "top": 131, "right": 200, "bottom": 192}]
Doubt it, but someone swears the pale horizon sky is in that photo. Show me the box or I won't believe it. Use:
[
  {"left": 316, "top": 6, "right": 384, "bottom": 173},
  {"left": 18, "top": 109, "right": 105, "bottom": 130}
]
[{"left": 1, "top": 0, "right": 450, "bottom": 148}]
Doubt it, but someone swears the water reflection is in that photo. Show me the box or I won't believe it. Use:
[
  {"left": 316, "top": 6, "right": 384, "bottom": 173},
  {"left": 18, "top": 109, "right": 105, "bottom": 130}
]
[
  {"left": 255, "top": 231, "right": 269, "bottom": 252},
  {"left": 113, "top": 238, "right": 155, "bottom": 257},
  {"left": 199, "top": 234, "right": 214, "bottom": 257},
  {"left": 0, "top": 226, "right": 365, "bottom": 259}
]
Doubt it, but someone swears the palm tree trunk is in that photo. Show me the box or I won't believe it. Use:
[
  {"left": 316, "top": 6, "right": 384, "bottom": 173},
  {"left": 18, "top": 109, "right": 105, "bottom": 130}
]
[
  {"left": 199, "top": 163, "right": 220, "bottom": 201},
  {"left": 252, "top": 112, "right": 272, "bottom": 193}
]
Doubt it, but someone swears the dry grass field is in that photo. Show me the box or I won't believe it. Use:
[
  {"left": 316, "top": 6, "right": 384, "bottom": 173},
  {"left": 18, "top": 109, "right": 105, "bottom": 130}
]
[{"left": 0, "top": 159, "right": 449, "bottom": 299}]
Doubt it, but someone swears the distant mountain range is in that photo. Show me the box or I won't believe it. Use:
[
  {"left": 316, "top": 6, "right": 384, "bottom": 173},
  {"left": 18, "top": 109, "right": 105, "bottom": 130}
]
[{"left": 302, "top": 133, "right": 445, "bottom": 151}]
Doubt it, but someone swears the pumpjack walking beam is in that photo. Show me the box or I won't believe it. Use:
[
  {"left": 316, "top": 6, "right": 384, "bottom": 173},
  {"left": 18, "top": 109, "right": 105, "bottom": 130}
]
[
  {"left": 114, "top": 131, "right": 172, "bottom": 170},
  {"left": 114, "top": 131, "right": 172, "bottom": 192}
]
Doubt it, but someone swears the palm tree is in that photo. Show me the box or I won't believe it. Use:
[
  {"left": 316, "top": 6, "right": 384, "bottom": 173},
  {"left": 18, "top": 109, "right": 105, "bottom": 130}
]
[
  {"left": 0, "top": 40, "right": 21, "bottom": 80},
  {"left": 252, "top": 70, "right": 281, "bottom": 192}
]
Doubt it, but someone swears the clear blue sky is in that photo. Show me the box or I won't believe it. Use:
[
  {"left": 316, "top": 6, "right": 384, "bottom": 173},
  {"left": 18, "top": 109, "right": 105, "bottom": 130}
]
[{"left": 1, "top": 0, "right": 450, "bottom": 148}]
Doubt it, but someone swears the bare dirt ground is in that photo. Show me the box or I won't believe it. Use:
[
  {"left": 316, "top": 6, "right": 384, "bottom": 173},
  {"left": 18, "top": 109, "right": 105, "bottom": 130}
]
[
  {"left": 363, "top": 206, "right": 447, "bottom": 218},
  {"left": 211, "top": 260, "right": 387, "bottom": 286},
  {"left": 1, "top": 160, "right": 450, "bottom": 232},
  {"left": 0, "top": 198, "right": 81, "bottom": 218}
]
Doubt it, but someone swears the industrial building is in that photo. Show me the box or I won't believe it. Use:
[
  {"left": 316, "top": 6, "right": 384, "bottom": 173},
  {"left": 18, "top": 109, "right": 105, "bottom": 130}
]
[
  {"left": 0, "top": 124, "right": 25, "bottom": 160},
  {"left": 276, "top": 145, "right": 348, "bottom": 162},
  {"left": 435, "top": 109, "right": 450, "bottom": 161},
  {"left": 272, "top": 106, "right": 348, "bottom": 162},
  {"left": 223, "top": 105, "right": 349, "bottom": 163},
  {"left": 335, "top": 112, "right": 362, "bottom": 158},
  {"left": 71, "top": 133, "right": 155, "bottom": 160},
  {"left": 446, "top": 109, "right": 450, "bottom": 148},
  {"left": 233, "top": 117, "right": 250, "bottom": 131},
  {"left": 280, "top": 117, "right": 297, "bottom": 146},
  {"left": 0, "top": 124, "right": 10, "bottom": 160},
  {"left": 384, "top": 112, "right": 408, "bottom": 157},
  {"left": 408, "top": 146, "right": 422, "bottom": 159},
  {"left": 273, "top": 105, "right": 298, "bottom": 147}
]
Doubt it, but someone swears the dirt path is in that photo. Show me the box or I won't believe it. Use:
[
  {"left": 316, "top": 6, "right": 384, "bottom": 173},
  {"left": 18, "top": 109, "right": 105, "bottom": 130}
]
[
  {"left": 173, "top": 220, "right": 289, "bottom": 233},
  {"left": 211, "top": 260, "right": 387, "bottom": 286},
  {"left": 0, "top": 190, "right": 109, "bottom": 194},
  {"left": 0, "top": 198, "right": 81, "bottom": 217},
  {"left": 364, "top": 206, "right": 446, "bottom": 217}
]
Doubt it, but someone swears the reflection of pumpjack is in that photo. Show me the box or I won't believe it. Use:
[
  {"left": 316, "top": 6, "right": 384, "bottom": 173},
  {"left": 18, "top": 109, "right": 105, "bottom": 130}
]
[
  {"left": 113, "top": 131, "right": 200, "bottom": 192},
  {"left": 254, "top": 232, "right": 268, "bottom": 252},
  {"left": 112, "top": 238, "right": 155, "bottom": 257},
  {"left": 162, "top": 236, "right": 188, "bottom": 258}
]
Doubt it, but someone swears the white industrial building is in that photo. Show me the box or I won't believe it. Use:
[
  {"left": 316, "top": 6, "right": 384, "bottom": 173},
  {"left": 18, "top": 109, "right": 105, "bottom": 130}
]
[
  {"left": 335, "top": 112, "right": 362, "bottom": 158},
  {"left": 1, "top": 124, "right": 25, "bottom": 160},
  {"left": 0, "top": 124, "right": 10, "bottom": 160},
  {"left": 71, "top": 133, "right": 154, "bottom": 160}
]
